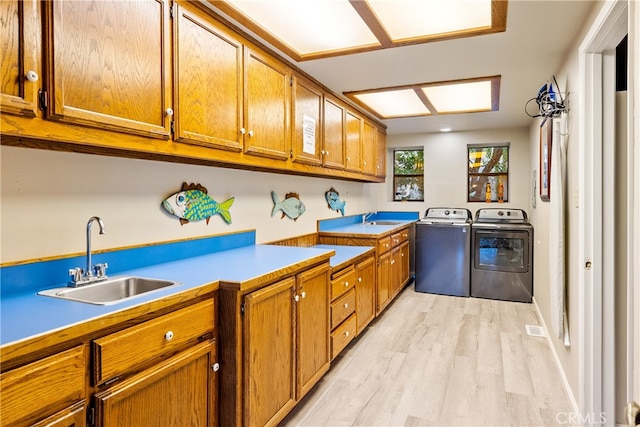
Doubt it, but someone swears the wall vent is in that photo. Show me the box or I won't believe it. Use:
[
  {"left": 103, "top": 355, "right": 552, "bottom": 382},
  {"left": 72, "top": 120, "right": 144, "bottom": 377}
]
[{"left": 525, "top": 324, "right": 546, "bottom": 337}]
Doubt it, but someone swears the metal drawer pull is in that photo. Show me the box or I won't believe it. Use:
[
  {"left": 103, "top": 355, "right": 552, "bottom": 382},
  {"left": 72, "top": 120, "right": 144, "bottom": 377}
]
[{"left": 164, "top": 331, "right": 174, "bottom": 341}]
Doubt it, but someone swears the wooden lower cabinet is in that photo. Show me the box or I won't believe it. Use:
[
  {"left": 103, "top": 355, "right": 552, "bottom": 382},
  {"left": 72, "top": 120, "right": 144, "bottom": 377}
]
[
  {"left": 329, "top": 267, "right": 357, "bottom": 359},
  {"left": 94, "top": 340, "right": 217, "bottom": 427},
  {"left": 318, "top": 225, "right": 412, "bottom": 316},
  {"left": 0, "top": 345, "right": 87, "bottom": 426},
  {"left": 220, "top": 262, "right": 330, "bottom": 427},
  {"left": 355, "top": 255, "right": 376, "bottom": 334}
]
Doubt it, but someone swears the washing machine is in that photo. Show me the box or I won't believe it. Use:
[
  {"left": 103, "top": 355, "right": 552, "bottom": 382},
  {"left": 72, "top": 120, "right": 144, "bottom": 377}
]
[
  {"left": 471, "top": 208, "right": 534, "bottom": 303},
  {"left": 415, "top": 208, "right": 472, "bottom": 297}
]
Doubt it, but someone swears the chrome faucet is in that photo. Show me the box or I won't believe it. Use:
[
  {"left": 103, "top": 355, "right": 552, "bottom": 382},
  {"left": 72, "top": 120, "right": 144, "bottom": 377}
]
[
  {"left": 362, "top": 211, "right": 377, "bottom": 223},
  {"left": 68, "top": 216, "right": 108, "bottom": 286}
]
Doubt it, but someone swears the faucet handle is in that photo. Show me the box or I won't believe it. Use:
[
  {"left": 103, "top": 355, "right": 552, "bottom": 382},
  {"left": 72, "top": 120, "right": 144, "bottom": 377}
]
[
  {"left": 68, "top": 268, "right": 83, "bottom": 285},
  {"left": 94, "top": 263, "right": 108, "bottom": 278}
]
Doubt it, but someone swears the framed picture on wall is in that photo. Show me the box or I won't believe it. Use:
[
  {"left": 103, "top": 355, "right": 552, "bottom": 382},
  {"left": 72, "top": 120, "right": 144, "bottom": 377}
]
[{"left": 539, "top": 117, "right": 552, "bottom": 201}]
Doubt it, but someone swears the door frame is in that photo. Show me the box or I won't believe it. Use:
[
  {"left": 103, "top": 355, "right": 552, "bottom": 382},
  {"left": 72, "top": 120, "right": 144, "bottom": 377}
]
[{"left": 579, "top": 0, "right": 639, "bottom": 423}]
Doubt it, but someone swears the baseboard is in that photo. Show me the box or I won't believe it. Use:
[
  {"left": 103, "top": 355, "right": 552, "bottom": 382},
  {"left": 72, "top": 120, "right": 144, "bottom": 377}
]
[{"left": 532, "top": 296, "right": 580, "bottom": 414}]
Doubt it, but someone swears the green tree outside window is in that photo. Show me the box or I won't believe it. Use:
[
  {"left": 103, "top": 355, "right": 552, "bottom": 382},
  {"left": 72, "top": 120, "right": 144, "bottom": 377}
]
[
  {"left": 394, "top": 149, "right": 424, "bottom": 201},
  {"left": 468, "top": 145, "right": 509, "bottom": 202}
]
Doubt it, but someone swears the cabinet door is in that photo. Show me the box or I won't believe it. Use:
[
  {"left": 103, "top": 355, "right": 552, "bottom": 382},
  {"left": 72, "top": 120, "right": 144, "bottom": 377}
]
[
  {"left": 322, "top": 97, "right": 345, "bottom": 169},
  {"left": 345, "top": 110, "right": 362, "bottom": 172},
  {"left": 0, "top": 0, "right": 40, "bottom": 117},
  {"left": 355, "top": 256, "right": 376, "bottom": 334},
  {"left": 390, "top": 246, "right": 402, "bottom": 296},
  {"left": 44, "top": 0, "right": 171, "bottom": 138},
  {"left": 32, "top": 402, "right": 86, "bottom": 427},
  {"left": 244, "top": 47, "right": 291, "bottom": 161},
  {"left": 291, "top": 76, "right": 323, "bottom": 166},
  {"left": 400, "top": 240, "right": 410, "bottom": 287},
  {"left": 173, "top": 3, "right": 243, "bottom": 152},
  {"left": 296, "top": 263, "right": 330, "bottom": 399},
  {"left": 94, "top": 340, "right": 216, "bottom": 427},
  {"left": 0, "top": 345, "right": 86, "bottom": 426},
  {"left": 244, "top": 277, "right": 296, "bottom": 427},
  {"left": 376, "top": 128, "right": 387, "bottom": 177},
  {"left": 377, "top": 251, "right": 391, "bottom": 314},
  {"left": 362, "top": 121, "right": 378, "bottom": 176}
]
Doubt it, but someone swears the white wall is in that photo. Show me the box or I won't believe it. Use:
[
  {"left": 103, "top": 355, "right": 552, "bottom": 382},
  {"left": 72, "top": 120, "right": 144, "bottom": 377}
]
[
  {"left": 0, "top": 146, "right": 375, "bottom": 263},
  {"left": 370, "top": 127, "right": 531, "bottom": 215}
]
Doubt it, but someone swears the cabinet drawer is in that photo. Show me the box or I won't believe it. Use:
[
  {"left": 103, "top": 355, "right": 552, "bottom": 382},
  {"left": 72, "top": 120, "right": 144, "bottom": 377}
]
[
  {"left": 93, "top": 299, "right": 214, "bottom": 385},
  {"left": 392, "top": 228, "right": 409, "bottom": 246},
  {"left": 331, "top": 314, "right": 357, "bottom": 359},
  {"left": 331, "top": 267, "right": 356, "bottom": 300},
  {"left": 0, "top": 345, "right": 86, "bottom": 426},
  {"left": 377, "top": 236, "right": 391, "bottom": 254},
  {"left": 331, "top": 288, "right": 356, "bottom": 330}
]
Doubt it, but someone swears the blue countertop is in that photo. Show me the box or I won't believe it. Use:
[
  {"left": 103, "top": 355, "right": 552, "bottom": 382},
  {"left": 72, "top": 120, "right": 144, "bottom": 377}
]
[
  {"left": 313, "top": 244, "right": 375, "bottom": 271},
  {"left": 1, "top": 244, "right": 334, "bottom": 348},
  {"left": 317, "top": 211, "right": 419, "bottom": 236}
]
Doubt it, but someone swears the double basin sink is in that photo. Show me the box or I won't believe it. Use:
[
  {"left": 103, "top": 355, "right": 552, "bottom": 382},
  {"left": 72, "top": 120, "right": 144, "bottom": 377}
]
[{"left": 38, "top": 276, "right": 179, "bottom": 305}]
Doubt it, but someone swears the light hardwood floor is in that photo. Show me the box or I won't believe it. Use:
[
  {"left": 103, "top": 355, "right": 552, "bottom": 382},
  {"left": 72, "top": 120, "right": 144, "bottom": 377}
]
[{"left": 282, "top": 284, "right": 575, "bottom": 427}]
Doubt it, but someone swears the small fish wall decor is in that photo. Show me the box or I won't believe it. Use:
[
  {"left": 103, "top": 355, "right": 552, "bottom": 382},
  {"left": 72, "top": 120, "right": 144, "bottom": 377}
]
[
  {"left": 325, "top": 187, "right": 346, "bottom": 216},
  {"left": 162, "top": 182, "right": 234, "bottom": 226},
  {"left": 271, "top": 191, "right": 306, "bottom": 221}
]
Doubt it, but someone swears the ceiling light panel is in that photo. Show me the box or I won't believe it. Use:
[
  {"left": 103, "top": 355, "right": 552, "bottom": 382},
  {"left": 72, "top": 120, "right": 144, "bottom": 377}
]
[
  {"left": 367, "top": 0, "right": 492, "bottom": 41},
  {"left": 354, "top": 89, "right": 432, "bottom": 118},
  {"left": 223, "top": 0, "right": 380, "bottom": 55},
  {"left": 422, "top": 81, "right": 493, "bottom": 113}
]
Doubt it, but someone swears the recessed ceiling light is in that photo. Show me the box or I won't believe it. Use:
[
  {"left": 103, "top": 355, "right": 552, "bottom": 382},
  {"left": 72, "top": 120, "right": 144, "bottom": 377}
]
[
  {"left": 345, "top": 75, "right": 500, "bottom": 120},
  {"left": 440, "top": 127, "right": 453, "bottom": 132},
  {"left": 211, "top": 1, "right": 508, "bottom": 61}
]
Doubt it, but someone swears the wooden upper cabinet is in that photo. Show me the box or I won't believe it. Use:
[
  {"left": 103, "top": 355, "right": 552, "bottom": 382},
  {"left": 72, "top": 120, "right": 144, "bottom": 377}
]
[
  {"left": 345, "top": 110, "right": 362, "bottom": 173},
  {"left": 244, "top": 47, "right": 291, "bottom": 161},
  {"left": 322, "top": 97, "right": 345, "bottom": 170},
  {"left": 0, "top": 0, "right": 40, "bottom": 117},
  {"left": 362, "top": 121, "right": 378, "bottom": 176},
  {"left": 43, "top": 0, "right": 171, "bottom": 138},
  {"left": 291, "top": 76, "right": 323, "bottom": 166},
  {"left": 376, "top": 128, "right": 387, "bottom": 178},
  {"left": 173, "top": 3, "right": 243, "bottom": 151}
]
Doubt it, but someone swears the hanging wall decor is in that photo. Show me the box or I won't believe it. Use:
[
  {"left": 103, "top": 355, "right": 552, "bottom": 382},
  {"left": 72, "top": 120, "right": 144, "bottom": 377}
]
[
  {"left": 162, "top": 182, "right": 234, "bottom": 225},
  {"left": 271, "top": 191, "right": 306, "bottom": 221},
  {"left": 324, "top": 187, "right": 346, "bottom": 216}
]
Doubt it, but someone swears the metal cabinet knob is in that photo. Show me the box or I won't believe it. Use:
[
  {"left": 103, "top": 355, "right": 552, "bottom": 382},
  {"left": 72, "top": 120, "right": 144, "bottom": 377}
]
[
  {"left": 294, "top": 295, "right": 300, "bottom": 302},
  {"left": 248, "top": 130, "right": 254, "bottom": 137},
  {"left": 240, "top": 128, "right": 246, "bottom": 135},
  {"left": 344, "top": 281, "right": 349, "bottom": 287},
  {"left": 343, "top": 303, "right": 349, "bottom": 308},
  {"left": 212, "top": 362, "right": 220, "bottom": 372},
  {"left": 301, "top": 291, "right": 306, "bottom": 299},
  {"left": 345, "top": 331, "right": 350, "bottom": 337},
  {"left": 165, "top": 107, "right": 174, "bottom": 116},
  {"left": 165, "top": 331, "right": 174, "bottom": 341}
]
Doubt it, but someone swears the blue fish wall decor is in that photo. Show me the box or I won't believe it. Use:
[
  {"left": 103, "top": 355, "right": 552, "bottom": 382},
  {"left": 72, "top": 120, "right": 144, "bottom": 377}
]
[
  {"left": 325, "top": 187, "right": 346, "bottom": 216},
  {"left": 162, "top": 182, "right": 234, "bottom": 226},
  {"left": 271, "top": 191, "right": 305, "bottom": 221}
]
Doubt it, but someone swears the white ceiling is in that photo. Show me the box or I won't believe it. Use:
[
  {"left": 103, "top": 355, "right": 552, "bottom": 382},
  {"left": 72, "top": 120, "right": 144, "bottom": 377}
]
[{"left": 207, "top": 1, "right": 597, "bottom": 135}]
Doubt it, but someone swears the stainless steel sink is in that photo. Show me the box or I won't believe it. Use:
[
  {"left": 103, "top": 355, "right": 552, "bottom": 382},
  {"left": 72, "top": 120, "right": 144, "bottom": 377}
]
[
  {"left": 38, "top": 276, "right": 180, "bottom": 305},
  {"left": 366, "top": 221, "right": 402, "bottom": 225}
]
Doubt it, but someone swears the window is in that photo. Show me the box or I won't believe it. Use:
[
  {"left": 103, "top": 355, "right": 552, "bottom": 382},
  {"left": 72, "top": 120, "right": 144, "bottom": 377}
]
[
  {"left": 393, "top": 149, "right": 424, "bottom": 201},
  {"left": 468, "top": 144, "right": 509, "bottom": 202}
]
